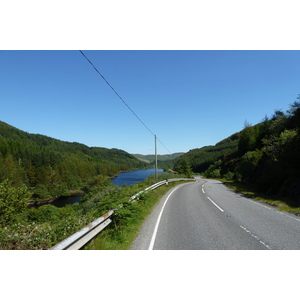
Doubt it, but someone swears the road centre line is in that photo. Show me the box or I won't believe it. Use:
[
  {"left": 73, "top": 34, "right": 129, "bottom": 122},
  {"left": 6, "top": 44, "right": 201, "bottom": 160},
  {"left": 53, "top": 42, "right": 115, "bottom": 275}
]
[
  {"left": 240, "top": 225, "right": 272, "bottom": 250},
  {"left": 148, "top": 185, "right": 181, "bottom": 250},
  {"left": 207, "top": 196, "right": 224, "bottom": 212}
]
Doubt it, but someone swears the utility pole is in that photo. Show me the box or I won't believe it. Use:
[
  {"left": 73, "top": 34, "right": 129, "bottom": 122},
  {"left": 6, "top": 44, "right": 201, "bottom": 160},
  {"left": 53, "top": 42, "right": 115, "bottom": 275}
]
[{"left": 155, "top": 134, "right": 158, "bottom": 181}]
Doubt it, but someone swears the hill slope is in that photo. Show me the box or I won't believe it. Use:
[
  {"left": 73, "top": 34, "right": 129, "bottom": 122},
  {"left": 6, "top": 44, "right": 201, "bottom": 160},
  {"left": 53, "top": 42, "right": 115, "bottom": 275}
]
[
  {"left": 132, "top": 153, "right": 184, "bottom": 164},
  {"left": 0, "top": 121, "right": 147, "bottom": 200},
  {"left": 173, "top": 133, "right": 240, "bottom": 174}
]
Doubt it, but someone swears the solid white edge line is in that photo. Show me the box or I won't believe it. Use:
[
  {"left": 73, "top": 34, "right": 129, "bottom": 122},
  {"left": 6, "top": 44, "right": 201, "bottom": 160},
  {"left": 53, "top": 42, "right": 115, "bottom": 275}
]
[
  {"left": 148, "top": 185, "right": 181, "bottom": 250},
  {"left": 207, "top": 196, "right": 224, "bottom": 212}
]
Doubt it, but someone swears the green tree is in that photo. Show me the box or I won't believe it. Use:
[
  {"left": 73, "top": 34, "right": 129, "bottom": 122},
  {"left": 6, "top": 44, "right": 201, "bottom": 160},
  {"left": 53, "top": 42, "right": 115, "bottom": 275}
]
[
  {"left": 234, "top": 150, "right": 263, "bottom": 182},
  {"left": 0, "top": 180, "right": 31, "bottom": 224},
  {"left": 238, "top": 125, "right": 257, "bottom": 154},
  {"left": 179, "top": 158, "right": 193, "bottom": 178},
  {"left": 204, "top": 160, "right": 222, "bottom": 178},
  {"left": 262, "top": 129, "right": 298, "bottom": 162}
]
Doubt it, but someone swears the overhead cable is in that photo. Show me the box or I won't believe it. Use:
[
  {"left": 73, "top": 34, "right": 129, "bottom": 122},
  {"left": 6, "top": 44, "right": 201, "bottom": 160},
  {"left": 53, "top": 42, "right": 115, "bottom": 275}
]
[
  {"left": 79, "top": 50, "right": 155, "bottom": 136},
  {"left": 79, "top": 50, "right": 171, "bottom": 154}
]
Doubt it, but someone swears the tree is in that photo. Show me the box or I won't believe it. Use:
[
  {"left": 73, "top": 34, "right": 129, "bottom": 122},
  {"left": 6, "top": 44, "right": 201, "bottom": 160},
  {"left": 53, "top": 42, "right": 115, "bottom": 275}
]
[
  {"left": 204, "top": 160, "right": 222, "bottom": 178},
  {"left": 0, "top": 180, "right": 31, "bottom": 224},
  {"left": 234, "top": 150, "right": 263, "bottom": 182},
  {"left": 179, "top": 158, "right": 193, "bottom": 178},
  {"left": 238, "top": 125, "right": 257, "bottom": 154}
]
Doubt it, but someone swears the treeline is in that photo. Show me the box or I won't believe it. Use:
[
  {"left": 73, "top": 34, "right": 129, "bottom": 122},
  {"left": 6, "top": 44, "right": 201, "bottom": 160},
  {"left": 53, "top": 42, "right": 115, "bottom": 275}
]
[
  {"left": 174, "top": 96, "right": 300, "bottom": 205},
  {"left": 0, "top": 121, "right": 147, "bottom": 200}
]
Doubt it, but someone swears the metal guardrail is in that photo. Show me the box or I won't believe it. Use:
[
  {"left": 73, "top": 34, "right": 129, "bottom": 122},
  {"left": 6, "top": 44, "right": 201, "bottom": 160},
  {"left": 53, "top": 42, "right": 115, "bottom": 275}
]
[{"left": 50, "top": 178, "right": 194, "bottom": 250}]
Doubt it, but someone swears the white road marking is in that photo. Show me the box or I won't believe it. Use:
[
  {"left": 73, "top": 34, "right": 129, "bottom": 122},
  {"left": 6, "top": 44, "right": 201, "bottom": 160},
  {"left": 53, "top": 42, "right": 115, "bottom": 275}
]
[
  {"left": 241, "top": 197, "right": 272, "bottom": 210},
  {"left": 202, "top": 188, "right": 205, "bottom": 194},
  {"left": 148, "top": 185, "right": 181, "bottom": 250},
  {"left": 207, "top": 197, "right": 224, "bottom": 212},
  {"left": 235, "top": 190, "right": 300, "bottom": 223},
  {"left": 277, "top": 211, "right": 300, "bottom": 222}
]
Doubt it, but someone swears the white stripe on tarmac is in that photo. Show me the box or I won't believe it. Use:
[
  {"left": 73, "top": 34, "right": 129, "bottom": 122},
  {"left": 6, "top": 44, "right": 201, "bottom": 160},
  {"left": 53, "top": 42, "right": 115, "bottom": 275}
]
[
  {"left": 207, "top": 196, "right": 224, "bottom": 212},
  {"left": 148, "top": 185, "right": 181, "bottom": 250}
]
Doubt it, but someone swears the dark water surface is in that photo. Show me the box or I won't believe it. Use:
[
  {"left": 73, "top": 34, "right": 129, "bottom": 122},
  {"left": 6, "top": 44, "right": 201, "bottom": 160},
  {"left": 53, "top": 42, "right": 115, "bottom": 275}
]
[{"left": 52, "top": 194, "right": 84, "bottom": 208}]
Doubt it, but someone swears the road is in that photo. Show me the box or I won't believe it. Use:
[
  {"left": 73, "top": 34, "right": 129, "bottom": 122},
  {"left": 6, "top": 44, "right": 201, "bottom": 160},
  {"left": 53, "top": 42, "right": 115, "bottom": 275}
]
[{"left": 131, "top": 177, "right": 300, "bottom": 250}]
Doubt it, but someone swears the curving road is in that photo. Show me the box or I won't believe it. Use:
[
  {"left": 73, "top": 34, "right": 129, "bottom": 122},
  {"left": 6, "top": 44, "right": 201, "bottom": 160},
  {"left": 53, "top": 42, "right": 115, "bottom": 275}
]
[{"left": 131, "top": 177, "right": 300, "bottom": 250}]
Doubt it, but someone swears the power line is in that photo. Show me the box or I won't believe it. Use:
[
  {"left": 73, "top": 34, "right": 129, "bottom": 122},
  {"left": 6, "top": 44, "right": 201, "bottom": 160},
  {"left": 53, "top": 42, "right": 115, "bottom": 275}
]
[
  {"left": 79, "top": 50, "right": 171, "bottom": 154},
  {"left": 79, "top": 50, "right": 155, "bottom": 136},
  {"left": 156, "top": 136, "right": 171, "bottom": 154}
]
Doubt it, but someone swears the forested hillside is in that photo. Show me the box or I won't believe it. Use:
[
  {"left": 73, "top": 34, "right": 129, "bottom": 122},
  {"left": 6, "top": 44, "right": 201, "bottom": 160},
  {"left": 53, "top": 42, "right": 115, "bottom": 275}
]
[
  {"left": 133, "top": 153, "right": 184, "bottom": 164},
  {"left": 173, "top": 133, "right": 240, "bottom": 174},
  {"left": 0, "top": 121, "right": 146, "bottom": 201},
  {"left": 175, "top": 96, "right": 300, "bottom": 204}
]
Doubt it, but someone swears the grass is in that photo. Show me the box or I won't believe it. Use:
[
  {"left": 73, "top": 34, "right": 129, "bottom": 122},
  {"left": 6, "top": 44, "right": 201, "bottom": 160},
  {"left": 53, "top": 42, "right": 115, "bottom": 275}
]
[
  {"left": 217, "top": 178, "right": 300, "bottom": 215},
  {"left": 83, "top": 181, "right": 192, "bottom": 250}
]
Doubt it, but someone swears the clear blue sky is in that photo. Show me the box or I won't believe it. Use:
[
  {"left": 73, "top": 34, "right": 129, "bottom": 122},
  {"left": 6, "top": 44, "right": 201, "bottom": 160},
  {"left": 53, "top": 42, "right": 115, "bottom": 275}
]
[{"left": 1, "top": 50, "right": 299, "bottom": 155}]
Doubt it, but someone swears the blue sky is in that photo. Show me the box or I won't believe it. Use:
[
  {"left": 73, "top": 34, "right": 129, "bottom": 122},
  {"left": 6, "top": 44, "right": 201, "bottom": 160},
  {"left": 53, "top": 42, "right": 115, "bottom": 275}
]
[{"left": 1, "top": 50, "right": 300, "bottom": 155}]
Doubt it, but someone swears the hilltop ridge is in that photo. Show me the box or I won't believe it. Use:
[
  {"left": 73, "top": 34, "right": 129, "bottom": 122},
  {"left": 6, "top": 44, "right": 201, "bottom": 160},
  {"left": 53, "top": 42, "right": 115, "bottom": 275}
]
[{"left": 132, "top": 152, "right": 184, "bottom": 164}]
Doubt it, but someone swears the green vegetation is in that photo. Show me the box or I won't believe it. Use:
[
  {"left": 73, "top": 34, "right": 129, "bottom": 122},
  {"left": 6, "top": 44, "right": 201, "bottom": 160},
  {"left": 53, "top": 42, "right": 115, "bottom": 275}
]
[
  {"left": 0, "top": 176, "right": 115, "bottom": 249},
  {"left": 173, "top": 132, "right": 240, "bottom": 174},
  {"left": 175, "top": 95, "right": 300, "bottom": 209},
  {"left": 0, "top": 121, "right": 147, "bottom": 203},
  {"left": 0, "top": 121, "right": 155, "bottom": 249},
  {"left": 84, "top": 174, "right": 193, "bottom": 250},
  {"left": 133, "top": 152, "right": 184, "bottom": 164},
  {"left": 0, "top": 173, "right": 190, "bottom": 249},
  {"left": 132, "top": 152, "right": 184, "bottom": 172},
  {"left": 218, "top": 179, "right": 300, "bottom": 215},
  {"left": 0, "top": 180, "right": 31, "bottom": 224},
  {"left": 176, "top": 158, "right": 193, "bottom": 178}
]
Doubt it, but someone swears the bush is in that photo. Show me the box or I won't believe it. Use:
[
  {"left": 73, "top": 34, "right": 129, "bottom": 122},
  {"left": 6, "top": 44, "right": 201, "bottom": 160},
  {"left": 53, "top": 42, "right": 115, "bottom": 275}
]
[
  {"left": 224, "top": 171, "right": 235, "bottom": 181},
  {"left": 0, "top": 180, "right": 30, "bottom": 224},
  {"left": 234, "top": 150, "right": 263, "bottom": 182},
  {"left": 204, "top": 160, "right": 221, "bottom": 178}
]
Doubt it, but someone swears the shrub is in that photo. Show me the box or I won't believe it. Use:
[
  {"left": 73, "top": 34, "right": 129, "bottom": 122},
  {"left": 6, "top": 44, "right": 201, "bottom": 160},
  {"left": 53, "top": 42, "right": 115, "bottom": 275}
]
[
  {"left": 0, "top": 180, "right": 30, "bottom": 224},
  {"left": 224, "top": 171, "right": 235, "bottom": 181},
  {"left": 234, "top": 150, "right": 263, "bottom": 181}
]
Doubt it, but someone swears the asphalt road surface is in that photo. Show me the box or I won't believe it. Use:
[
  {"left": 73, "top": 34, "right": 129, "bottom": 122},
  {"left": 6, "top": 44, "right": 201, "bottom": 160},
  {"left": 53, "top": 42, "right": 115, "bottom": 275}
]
[{"left": 131, "top": 177, "right": 300, "bottom": 250}]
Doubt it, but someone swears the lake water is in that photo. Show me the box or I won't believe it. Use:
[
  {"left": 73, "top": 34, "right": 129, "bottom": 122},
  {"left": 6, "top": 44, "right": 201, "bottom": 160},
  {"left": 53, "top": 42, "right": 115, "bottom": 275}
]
[
  {"left": 51, "top": 168, "right": 163, "bottom": 207},
  {"left": 51, "top": 194, "right": 84, "bottom": 208},
  {"left": 111, "top": 168, "right": 164, "bottom": 187}
]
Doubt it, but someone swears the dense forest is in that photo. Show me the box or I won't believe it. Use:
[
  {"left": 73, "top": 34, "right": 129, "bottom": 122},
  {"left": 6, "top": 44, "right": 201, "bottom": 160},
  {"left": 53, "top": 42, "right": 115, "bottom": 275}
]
[
  {"left": 174, "top": 96, "right": 300, "bottom": 205},
  {"left": 173, "top": 133, "right": 240, "bottom": 174},
  {"left": 0, "top": 121, "right": 147, "bottom": 201}
]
